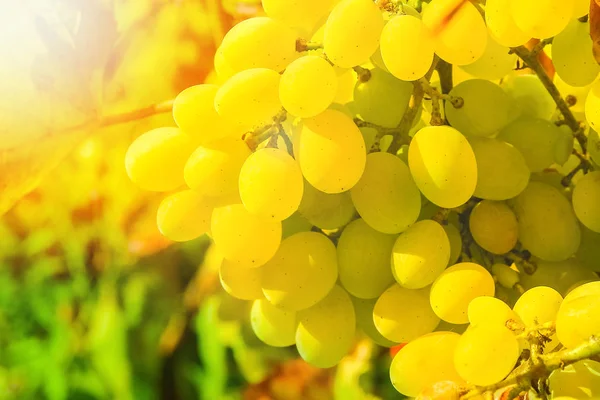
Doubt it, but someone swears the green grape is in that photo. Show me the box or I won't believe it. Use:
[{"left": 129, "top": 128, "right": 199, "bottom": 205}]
[
  {"left": 217, "top": 17, "right": 297, "bottom": 74},
  {"left": 323, "top": 0, "right": 384, "bottom": 68},
  {"left": 353, "top": 68, "right": 412, "bottom": 128},
  {"left": 445, "top": 79, "right": 511, "bottom": 137},
  {"left": 156, "top": 190, "right": 213, "bottom": 242},
  {"left": 262, "top": 0, "right": 337, "bottom": 32},
  {"left": 390, "top": 332, "right": 464, "bottom": 397},
  {"left": 459, "top": 33, "right": 517, "bottom": 80},
  {"left": 238, "top": 148, "right": 303, "bottom": 221},
  {"left": 468, "top": 296, "right": 522, "bottom": 329},
  {"left": 215, "top": 68, "right": 282, "bottom": 129},
  {"left": 250, "top": 298, "right": 297, "bottom": 347},
  {"left": 337, "top": 219, "right": 396, "bottom": 299},
  {"left": 513, "top": 286, "right": 562, "bottom": 349},
  {"left": 519, "top": 258, "right": 598, "bottom": 296},
  {"left": 469, "top": 137, "right": 530, "bottom": 200},
  {"left": 296, "top": 285, "right": 356, "bottom": 368},
  {"left": 219, "top": 259, "right": 264, "bottom": 300},
  {"left": 553, "top": 20, "right": 600, "bottom": 87},
  {"left": 279, "top": 55, "right": 338, "bottom": 118},
  {"left": 261, "top": 232, "right": 338, "bottom": 311},
  {"left": 469, "top": 200, "right": 518, "bottom": 255},
  {"left": 297, "top": 180, "right": 355, "bottom": 229},
  {"left": 444, "top": 223, "right": 462, "bottom": 266},
  {"left": 549, "top": 360, "right": 600, "bottom": 399},
  {"left": 211, "top": 204, "right": 281, "bottom": 266},
  {"left": 576, "top": 224, "right": 600, "bottom": 272},
  {"left": 380, "top": 15, "right": 435, "bottom": 81},
  {"left": 564, "top": 281, "right": 600, "bottom": 301},
  {"left": 294, "top": 109, "right": 366, "bottom": 193},
  {"left": 408, "top": 126, "right": 478, "bottom": 208},
  {"left": 492, "top": 263, "right": 520, "bottom": 290},
  {"left": 430, "top": 262, "right": 495, "bottom": 324},
  {"left": 281, "top": 212, "right": 313, "bottom": 239},
  {"left": 184, "top": 137, "right": 251, "bottom": 196},
  {"left": 497, "top": 117, "right": 561, "bottom": 172},
  {"left": 454, "top": 324, "right": 520, "bottom": 386},
  {"left": 485, "top": 0, "right": 530, "bottom": 47},
  {"left": 350, "top": 152, "right": 421, "bottom": 234},
  {"left": 585, "top": 81, "right": 600, "bottom": 131},
  {"left": 125, "top": 127, "right": 195, "bottom": 192},
  {"left": 502, "top": 75, "right": 555, "bottom": 120},
  {"left": 554, "top": 125, "right": 575, "bottom": 166},
  {"left": 392, "top": 220, "right": 450, "bottom": 289},
  {"left": 511, "top": 0, "right": 573, "bottom": 39},
  {"left": 556, "top": 281, "right": 600, "bottom": 348},
  {"left": 422, "top": 0, "right": 487, "bottom": 66},
  {"left": 370, "top": 46, "right": 389, "bottom": 73},
  {"left": 572, "top": 171, "right": 600, "bottom": 233},
  {"left": 511, "top": 181, "right": 581, "bottom": 262},
  {"left": 351, "top": 296, "right": 397, "bottom": 347},
  {"left": 588, "top": 129, "right": 600, "bottom": 166}
]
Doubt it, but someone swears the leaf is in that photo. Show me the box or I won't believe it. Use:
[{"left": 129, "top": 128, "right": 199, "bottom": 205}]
[{"left": 591, "top": 0, "right": 600, "bottom": 65}]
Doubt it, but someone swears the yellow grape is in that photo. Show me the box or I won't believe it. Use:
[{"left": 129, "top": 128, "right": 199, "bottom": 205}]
[
  {"left": 416, "top": 381, "right": 461, "bottom": 400},
  {"left": 485, "top": 0, "right": 529, "bottom": 47},
  {"left": 585, "top": 80, "right": 600, "bottom": 131},
  {"left": 511, "top": 181, "right": 581, "bottom": 262},
  {"left": 250, "top": 298, "right": 297, "bottom": 347},
  {"left": 492, "top": 263, "right": 520, "bottom": 290},
  {"left": 172, "top": 84, "right": 239, "bottom": 143},
  {"left": 563, "top": 281, "right": 600, "bottom": 302},
  {"left": 392, "top": 220, "right": 450, "bottom": 289},
  {"left": 556, "top": 282, "right": 600, "bottom": 348},
  {"left": 296, "top": 285, "right": 356, "bottom": 368},
  {"left": 380, "top": 15, "right": 435, "bottom": 81},
  {"left": 125, "top": 127, "right": 194, "bottom": 192},
  {"left": 408, "top": 126, "right": 478, "bottom": 208},
  {"left": 469, "top": 137, "right": 530, "bottom": 200},
  {"left": 261, "top": 232, "right": 338, "bottom": 311},
  {"left": 351, "top": 296, "right": 397, "bottom": 347},
  {"left": 279, "top": 55, "right": 337, "bottom": 118},
  {"left": 459, "top": 33, "right": 517, "bottom": 80},
  {"left": 184, "top": 137, "right": 251, "bottom": 197},
  {"left": 444, "top": 223, "right": 462, "bottom": 266},
  {"left": 211, "top": 204, "right": 281, "bottom": 266},
  {"left": 469, "top": 200, "right": 518, "bottom": 255},
  {"left": 294, "top": 109, "right": 366, "bottom": 193},
  {"left": 390, "top": 332, "right": 464, "bottom": 397},
  {"left": 573, "top": 0, "right": 590, "bottom": 17},
  {"left": 238, "top": 148, "right": 303, "bottom": 221},
  {"left": 430, "top": 262, "right": 495, "bottom": 324},
  {"left": 502, "top": 75, "right": 555, "bottom": 120},
  {"left": 215, "top": 68, "right": 282, "bottom": 129},
  {"left": 333, "top": 68, "right": 357, "bottom": 105},
  {"left": 577, "top": 225, "right": 600, "bottom": 272},
  {"left": 373, "top": 284, "right": 440, "bottom": 343},
  {"left": 513, "top": 286, "right": 562, "bottom": 349},
  {"left": 219, "top": 259, "right": 264, "bottom": 300},
  {"left": 554, "top": 73, "right": 595, "bottom": 115},
  {"left": 323, "top": 0, "right": 384, "bottom": 68},
  {"left": 552, "top": 20, "right": 600, "bottom": 88},
  {"left": 156, "top": 190, "right": 213, "bottom": 242},
  {"left": 549, "top": 360, "right": 600, "bottom": 399},
  {"left": 454, "top": 324, "right": 520, "bottom": 386},
  {"left": 297, "top": 180, "right": 356, "bottom": 229},
  {"left": 572, "top": 171, "right": 600, "bottom": 233},
  {"left": 262, "top": 0, "right": 336, "bottom": 32},
  {"left": 217, "top": 17, "right": 297, "bottom": 74},
  {"left": 510, "top": 0, "right": 573, "bottom": 40},
  {"left": 519, "top": 258, "right": 598, "bottom": 296},
  {"left": 281, "top": 212, "right": 312, "bottom": 239},
  {"left": 350, "top": 152, "right": 421, "bottom": 234},
  {"left": 467, "top": 296, "right": 521, "bottom": 329},
  {"left": 337, "top": 219, "right": 396, "bottom": 299}
]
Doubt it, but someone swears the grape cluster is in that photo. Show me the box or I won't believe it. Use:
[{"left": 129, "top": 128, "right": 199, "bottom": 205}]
[{"left": 125, "top": 0, "right": 600, "bottom": 397}]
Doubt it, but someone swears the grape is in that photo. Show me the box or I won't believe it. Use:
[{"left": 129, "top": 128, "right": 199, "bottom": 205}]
[
  {"left": 323, "top": 0, "right": 384, "bottom": 68},
  {"left": 353, "top": 68, "right": 412, "bottom": 128},
  {"left": 497, "top": 117, "right": 561, "bottom": 173},
  {"left": 445, "top": 79, "right": 511, "bottom": 137},
  {"left": 416, "top": 381, "right": 461, "bottom": 400},
  {"left": 492, "top": 264, "right": 520, "bottom": 290},
  {"left": 556, "top": 290, "right": 600, "bottom": 348},
  {"left": 514, "top": 286, "right": 562, "bottom": 346},
  {"left": 238, "top": 148, "right": 303, "bottom": 221},
  {"left": 373, "top": 284, "right": 440, "bottom": 343},
  {"left": 422, "top": 0, "right": 487, "bottom": 66},
  {"left": 261, "top": 232, "right": 338, "bottom": 311},
  {"left": 297, "top": 180, "right": 355, "bottom": 229},
  {"left": 156, "top": 190, "right": 213, "bottom": 242},
  {"left": 459, "top": 33, "right": 517, "bottom": 80},
  {"left": 512, "top": 0, "right": 573, "bottom": 40},
  {"left": 125, "top": 127, "right": 194, "bottom": 192},
  {"left": 430, "top": 262, "right": 495, "bottom": 324},
  {"left": 553, "top": 20, "right": 600, "bottom": 88},
  {"left": 444, "top": 223, "right": 462, "bottom": 266},
  {"left": 519, "top": 258, "right": 598, "bottom": 296},
  {"left": 408, "top": 126, "right": 478, "bottom": 208},
  {"left": 549, "top": 360, "right": 600, "bottom": 399},
  {"left": 281, "top": 212, "right": 312, "bottom": 239},
  {"left": 502, "top": 75, "right": 555, "bottom": 120},
  {"left": 469, "top": 137, "right": 530, "bottom": 200},
  {"left": 215, "top": 68, "right": 282, "bottom": 129},
  {"left": 554, "top": 125, "right": 575, "bottom": 166},
  {"left": 586, "top": 81, "right": 600, "bottom": 131},
  {"left": 454, "top": 324, "right": 520, "bottom": 386},
  {"left": 379, "top": 15, "right": 435, "bottom": 81},
  {"left": 564, "top": 281, "right": 600, "bottom": 301},
  {"left": 350, "top": 152, "right": 421, "bottom": 234},
  {"left": 485, "top": 0, "right": 530, "bottom": 47},
  {"left": 219, "top": 259, "right": 264, "bottom": 300},
  {"left": 294, "top": 109, "right": 366, "bottom": 193},
  {"left": 572, "top": 171, "right": 600, "bottom": 232},
  {"left": 333, "top": 68, "right": 357, "bottom": 105},
  {"left": 468, "top": 296, "right": 522, "bottom": 329},
  {"left": 217, "top": 17, "right": 297, "bottom": 74},
  {"left": 390, "top": 332, "right": 464, "bottom": 397},
  {"left": 469, "top": 200, "right": 518, "bottom": 255},
  {"left": 184, "top": 137, "right": 251, "bottom": 197},
  {"left": 262, "top": 0, "right": 336, "bottom": 32},
  {"left": 250, "top": 298, "right": 297, "bottom": 347},
  {"left": 296, "top": 285, "right": 356, "bottom": 368},
  {"left": 214, "top": 47, "right": 236, "bottom": 81},
  {"left": 211, "top": 204, "right": 281, "bottom": 266},
  {"left": 555, "top": 74, "right": 595, "bottom": 116},
  {"left": 577, "top": 224, "right": 600, "bottom": 272},
  {"left": 279, "top": 56, "right": 338, "bottom": 118},
  {"left": 351, "top": 296, "right": 397, "bottom": 347},
  {"left": 337, "top": 219, "right": 396, "bottom": 299},
  {"left": 511, "top": 181, "right": 581, "bottom": 262},
  {"left": 589, "top": 129, "right": 600, "bottom": 165},
  {"left": 392, "top": 220, "right": 450, "bottom": 289}
]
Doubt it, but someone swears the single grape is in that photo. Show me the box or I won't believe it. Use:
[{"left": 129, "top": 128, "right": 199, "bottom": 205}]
[
  {"left": 262, "top": 0, "right": 337, "bottom": 32},
  {"left": 556, "top": 282, "right": 600, "bottom": 348},
  {"left": 351, "top": 296, "right": 397, "bottom": 347},
  {"left": 552, "top": 20, "right": 600, "bottom": 88},
  {"left": 297, "top": 180, "right": 356, "bottom": 229},
  {"left": 250, "top": 298, "right": 297, "bottom": 347},
  {"left": 485, "top": 0, "right": 530, "bottom": 47},
  {"left": 576, "top": 224, "right": 600, "bottom": 272},
  {"left": 333, "top": 68, "right": 357, "bottom": 105},
  {"left": 502, "top": 75, "right": 555, "bottom": 120},
  {"left": 586, "top": 81, "right": 600, "bottom": 131},
  {"left": 219, "top": 259, "right": 264, "bottom": 300},
  {"left": 572, "top": 171, "right": 600, "bottom": 233},
  {"left": 468, "top": 296, "right": 522, "bottom": 330},
  {"left": 519, "top": 258, "right": 598, "bottom": 296},
  {"left": 492, "top": 263, "right": 520, "bottom": 290},
  {"left": 459, "top": 33, "right": 517, "bottom": 80},
  {"left": 469, "top": 200, "right": 518, "bottom": 255},
  {"left": 514, "top": 286, "right": 563, "bottom": 348},
  {"left": 549, "top": 360, "right": 600, "bottom": 399},
  {"left": 511, "top": 0, "right": 573, "bottom": 39},
  {"left": 156, "top": 190, "right": 213, "bottom": 242},
  {"left": 444, "top": 223, "right": 462, "bottom": 266},
  {"left": 281, "top": 212, "right": 312, "bottom": 239}
]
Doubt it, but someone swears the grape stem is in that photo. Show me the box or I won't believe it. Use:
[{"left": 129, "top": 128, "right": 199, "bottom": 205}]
[
  {"left": 353, "top": 66, "right": 372, "bottom": 82},
  {"left": 419, "top": 77, "right": 462, "bottom": 126},
  {"left": 295, "top": 39, "right": 323, "bottom": 52},
  {"left": 505, "top": 250, "right": 537, "bottom": 275}
]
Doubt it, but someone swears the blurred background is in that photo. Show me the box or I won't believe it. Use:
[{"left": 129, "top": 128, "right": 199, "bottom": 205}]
[{"left": 0, "top": 1, "right": 399, "bottom": 399}]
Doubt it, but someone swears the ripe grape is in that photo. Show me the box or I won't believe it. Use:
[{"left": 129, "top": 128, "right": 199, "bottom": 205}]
[
  {"left": 219, "top": 259, "right": 264, "bottom": 300},
  {"left": 552, "top": 20, "right": 600, "bottom": 88},
  {"left": 459, "top": 33, "right": 517, "bottom": 80},
  {"left": 511, "top": 0, "right": 573, "bottom": 39},
  {"left": 514, "top": 286, "right": 562, "bottom": 346},
  {"left": 549, "top": 360, "right": 600, "bottom": 398},
  {"left": 492, "top": 263, "right": 520, "bottom": 290},
  {"left": 577, "top": 225, "right": 600, "bottom": 272},
  {"left": 519, "top": 258, "right": 598, "bottom": 296},
  {"left": 351, "top": 296, "right": 397, "bottom": 347},
  {"left": 297, "top": 180, "right": 356, "bottom": 229},
  {"left": 502, "top": 75, "right": 555, "bottom": 120},
  {"left": 467, "top": 296, "right": 522, "bottom": 329},
  {"left": 469, "top": 200, "right": 518, "bottom": 255},
  {"left": 250, "top": 298, "right": 297, "bottom": 347},
  {"left": 156, "top": 190, "right": 213, "bottom": 242},
  {"left": 444, "top": 223, "right": 462, "bottom": 266},
  {"left": 262, "top": 0, "right": 337, "bottom": 32},
  {"left": 585, "top": 81, "right": 600, "bottom": 131},
  {"left": 485, "top": 0, "right": 530, "bottom": 47},
  {"left": 572, "top": 171, "right": 600, "bottom": 233},
  {"left": 556, "top": 282, "right": 600, "bottom": 348}
]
